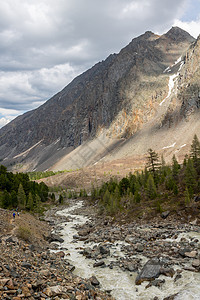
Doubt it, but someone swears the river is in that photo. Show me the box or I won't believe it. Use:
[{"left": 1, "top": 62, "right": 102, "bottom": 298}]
[{"left": 52, "top": 201, "right": 200, "bottom": 300}]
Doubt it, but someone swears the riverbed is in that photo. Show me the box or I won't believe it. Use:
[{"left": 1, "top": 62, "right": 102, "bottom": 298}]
[{"left": 50, "top": 200, "right": 200, "bottom": 300}]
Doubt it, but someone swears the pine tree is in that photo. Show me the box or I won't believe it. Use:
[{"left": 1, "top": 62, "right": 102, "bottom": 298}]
[{"left": 17, "top": 183, "right": 26, "bottom": 209}]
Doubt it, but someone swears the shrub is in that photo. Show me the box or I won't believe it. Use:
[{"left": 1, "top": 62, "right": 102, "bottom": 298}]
[{"left": 17, "top": 225, "right": 31, "bottom": 242}]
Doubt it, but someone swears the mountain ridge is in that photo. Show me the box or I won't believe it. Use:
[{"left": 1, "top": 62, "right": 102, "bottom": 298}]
[{"left": 0, "top": 27, "right": 198, "bottom": 172}]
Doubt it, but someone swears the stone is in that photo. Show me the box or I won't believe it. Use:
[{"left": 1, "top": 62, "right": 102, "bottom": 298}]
[
  {"left": 56, "top": 251, "right": 65, "bottom": 258},
  {"left": 22, "top": 286, "right": 31, "bottom": 297},
  {"left": 99, "top": 245, "right": 110, "bottom": 255},
  {"left": 145, "top": 279, "right": 165, "bottom": 289},
  {"left": 78, "top": 229, "right": 89, "bottom": 236},
  {"left": 192, "top": 259, "right": 200, "bottom": 267},
  {"left": 6, "top": 236, "right": 18, "bottom": 244},
  {"left": 43, "top": 287, "right": 53, "bottom": 297},
  {"left": 21, "top": 262, "right": 32, "bottom": 269},
  {"left": 160, "top": 267, "right": 175, "bottom": 278},
  {"left": 161, "top": 211, "right": 170, "bottom": 219},
  {"left": 136, "top": 243, "right": 144, "bottom": 252},
  {"left": 135, "top": 259, "right": 163, "bottom": 285},
  {"left": 194, "top": 196, "right": 200, "bottom": 202},
  {"left": 93, "top": 261, "right": 106, "bottom": 267},
  {"left": 174, "top": 274, "right": 182, "bottom": 282},
  {"left": 184, "top": 250, "right": 197, "bottom": 258},
  {"left": 89, "top": 276, "right": 100, "bottom": 286},
  {"left": 127, "top": 262, "right": 136, "bottom": 272},
  {"left": 179, "top": 248, "right": 192, "bottom": 257},
  {"left": 47, "top": 233, "right": 64, "bottom": 243}
]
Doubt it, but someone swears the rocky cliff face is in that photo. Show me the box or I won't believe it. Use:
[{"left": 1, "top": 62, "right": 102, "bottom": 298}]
[
  {"left": 160, "top": 34, "right": 200, "bottom": 128},
  {"left": 0, "top": 27, "right": 196, "bottom": 171}
]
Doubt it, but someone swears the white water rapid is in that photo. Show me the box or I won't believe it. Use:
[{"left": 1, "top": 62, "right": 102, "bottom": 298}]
[{"left": 52, "top": 201, "right": 200, "bottom": 300}]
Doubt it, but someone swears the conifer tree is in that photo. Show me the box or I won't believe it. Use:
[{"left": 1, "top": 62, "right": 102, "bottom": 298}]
[
  {"left": 172, "top": 154, "right": 180, "bottom": 180},
  {"left": 103, "top": 189, "right": 111, "bottom": 207},
  {"left": 34, "top": 194, "right": 41, "bottom": 213},
  {"left": 146, "top": 174, "right": 157, "bottom": 199},
  {"left": 146, "top": 149, "right": 160, "bottom": 182},
  {"left": 190, "top": 134, "right": 200, "bottom": 172},
  {"left": 184, "top": 187, "right": 190, "bottom": 206},
  {"left": 190, "top": 134, "right": 200, "bottom": 161},
  {"left": 17, "top": 183, "right": 26, "bottom": 209},
  {"left": 114, "top": 186, "right": 120, "bottom": 208},
  {"left": 185, "top": 158, "right": 197, "bottom": 197},
  {"left": 27, "top": 192, "right": 34, "bottom": 211},
  {"left": 134, "top": 189, "right": 141, "bottom": 203},
  {"left": 59, "top": 194, "right": 64, "bottom": 204}
]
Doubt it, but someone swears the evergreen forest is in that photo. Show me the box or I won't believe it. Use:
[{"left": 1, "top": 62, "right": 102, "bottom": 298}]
[
  {"left": 89, "top": 134, "right": 200, "bottom": 217},
  {"left": 0, "top": 165, "right": 49, "bottom": 212}
]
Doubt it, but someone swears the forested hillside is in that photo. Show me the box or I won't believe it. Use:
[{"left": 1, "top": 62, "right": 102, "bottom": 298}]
[{"left": 0, "top": 165, "right": 49, "bottom": 211}]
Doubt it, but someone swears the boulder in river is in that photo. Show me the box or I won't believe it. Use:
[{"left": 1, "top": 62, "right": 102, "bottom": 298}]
[
  {"left": 47, "top": 233, "right": 64, "bottom": 243},
  {"left": 89, "top": 276, "right": 100, "bottom": 286},
  {"left": 135, "top": 259, "right": 163, "bottom": 285}
]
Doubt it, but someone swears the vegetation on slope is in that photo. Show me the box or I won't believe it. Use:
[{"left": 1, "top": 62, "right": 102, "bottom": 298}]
[
  {"left": 0, "top": 166, "right": 49, "bottom": 212},
  {"left": 88, "top": 134, "right": 200, "bottom": 219}
]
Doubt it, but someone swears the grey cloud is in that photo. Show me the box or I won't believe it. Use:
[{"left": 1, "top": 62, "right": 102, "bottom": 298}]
[{"left": 0, "top": 0, "right": 192, "bottom": 127}]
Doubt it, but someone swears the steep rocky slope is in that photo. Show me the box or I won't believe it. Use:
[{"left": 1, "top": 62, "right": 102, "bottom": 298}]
[{"left": 0, "top": 27, "right": 196, "bottom": 172}]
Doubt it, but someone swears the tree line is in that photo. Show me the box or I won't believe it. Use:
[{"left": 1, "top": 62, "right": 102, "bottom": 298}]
[
  {"left": 89, "top": 134, "right": 200, "bottom": 216},
  {"left": 0, "top": 165, "right": 49, "bottom": 212}
]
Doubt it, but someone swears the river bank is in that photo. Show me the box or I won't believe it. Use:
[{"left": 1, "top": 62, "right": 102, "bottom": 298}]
[{"left": 0, "top": 207, "right": 114, "bottom": 299}]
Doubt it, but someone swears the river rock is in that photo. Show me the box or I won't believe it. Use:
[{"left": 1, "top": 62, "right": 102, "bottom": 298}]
[
  {"left": 192, "top": 259, "right": 200, "bottom": 267},
  {"left": 136, "top": 243, "right": 144, "bottom": 252},
  {"left": 89, "top": 276, "right": 100, "bottom": 286},
  {"left": 135, "top": 259, "right": 163, "bottom": 285},
  {"left": 78, "top": 229, "right": 90, "bottom": 236},
  {"left": 127, "top": 262, "right": 137, "bottom": 272},
  {"left": 83, "top": 247, "right": 92, "bottom": 258},
  {"left": 99, "top": 245, "right": 110, "bottom": 255},
  {"left": 145, "top": 279, "right": 165, "bottom": 289},
  {"left": 160, "top": 267, "right": 175, "bottom": 277},
  {"left": 179, "top": 248, "right": 192, "bottom": 257},
  {"left": 93, "top": 261, "right": 106, "bottom": 267},
  {"left": 184, "top": 250, "right": 197, "bottom": 258},
  {"left": 47, "top": 233, "right": 64, "bottom": 243}
]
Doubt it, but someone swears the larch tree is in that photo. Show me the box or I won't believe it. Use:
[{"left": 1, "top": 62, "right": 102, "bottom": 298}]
[{"left": 146, "top": 149, "right": 160, "bottom": 182}]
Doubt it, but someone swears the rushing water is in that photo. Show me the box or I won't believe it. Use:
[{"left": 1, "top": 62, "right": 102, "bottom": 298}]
[{"left": 53, "top": 201, "right": 200, "bottom": 300}]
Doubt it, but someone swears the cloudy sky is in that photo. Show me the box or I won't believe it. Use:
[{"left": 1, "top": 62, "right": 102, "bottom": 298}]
[{"left": 0, "top": 0, "right": 200, "bottom": 128}]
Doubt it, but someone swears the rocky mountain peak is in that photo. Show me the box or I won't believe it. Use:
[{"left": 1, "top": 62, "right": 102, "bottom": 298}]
[{"left": 163, "top": 26, "right": 195, "bottom": 43}]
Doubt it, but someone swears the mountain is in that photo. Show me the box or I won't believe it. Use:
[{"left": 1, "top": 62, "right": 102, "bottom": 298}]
[{"left": 0, "top": 27, "right": 198, "bottom": 172}]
